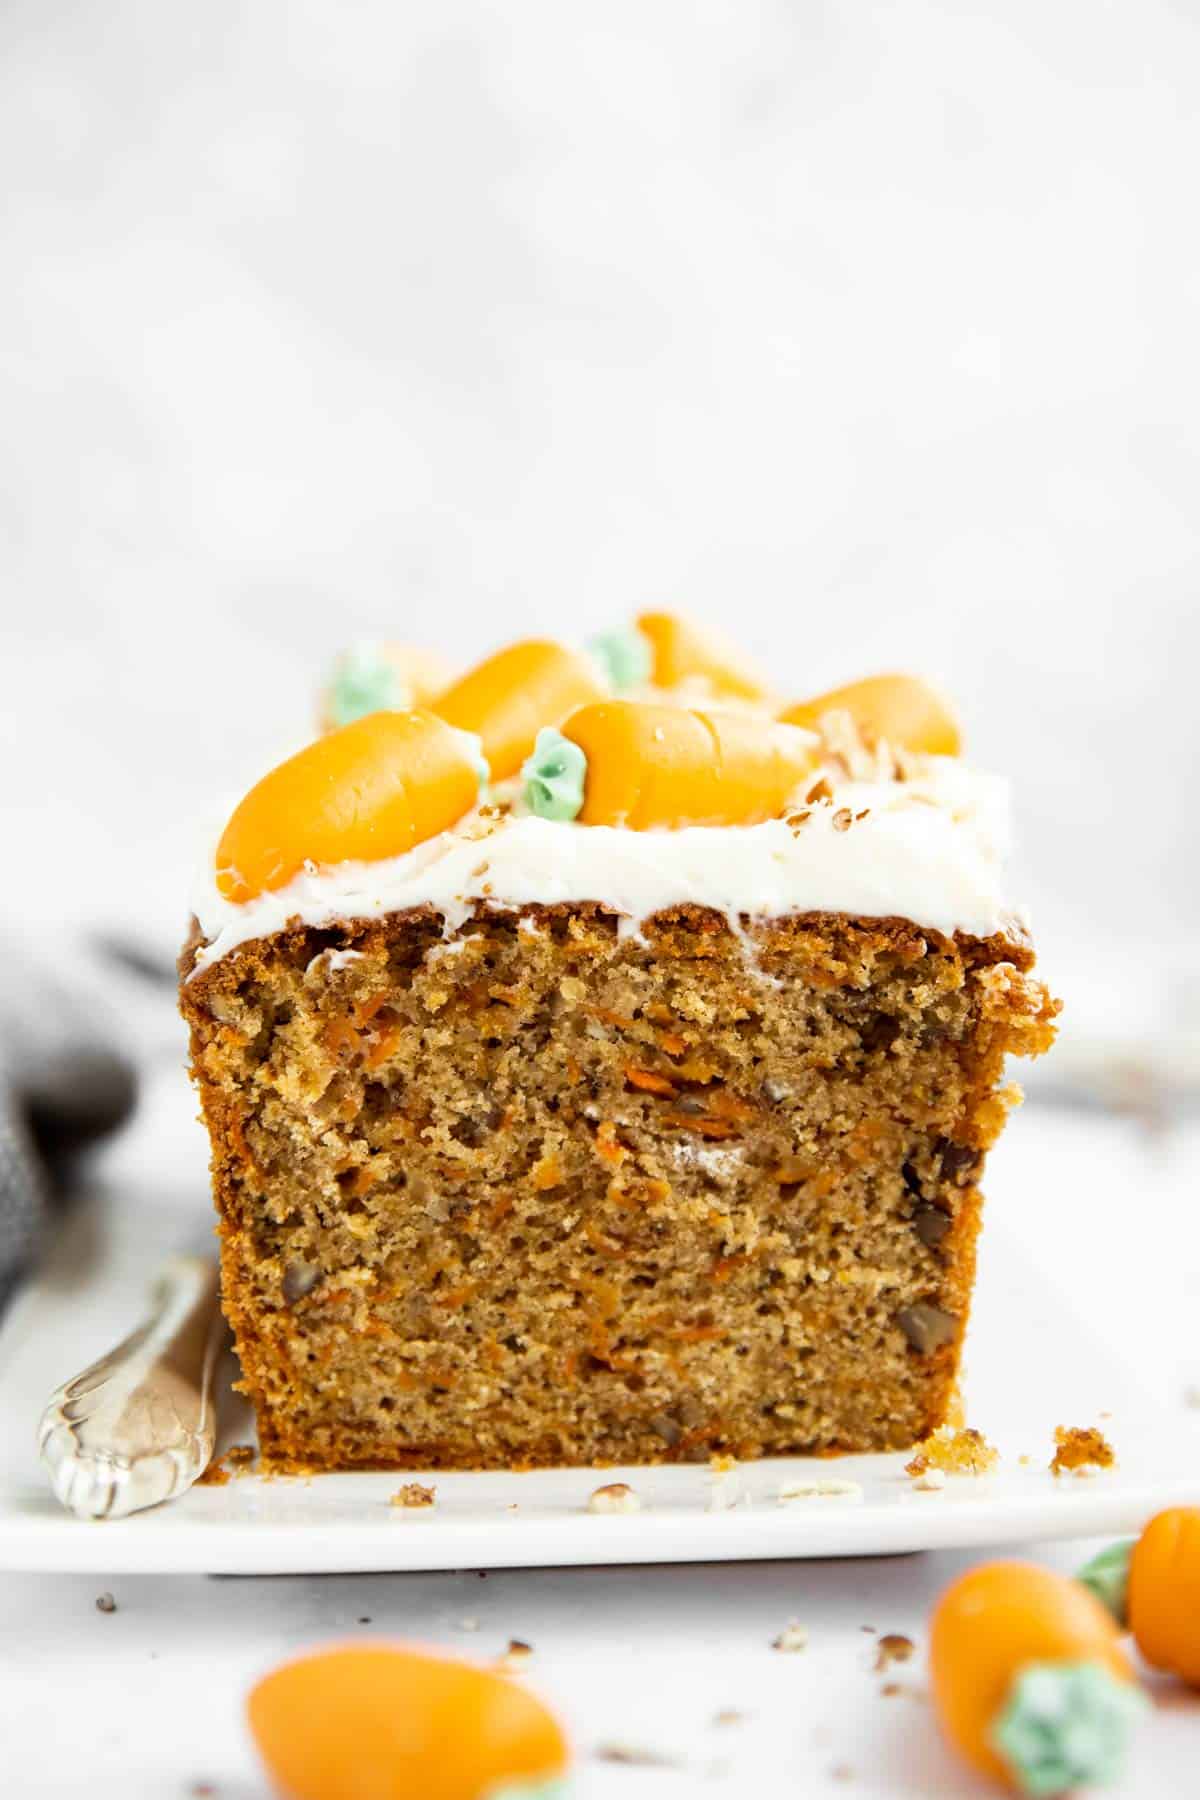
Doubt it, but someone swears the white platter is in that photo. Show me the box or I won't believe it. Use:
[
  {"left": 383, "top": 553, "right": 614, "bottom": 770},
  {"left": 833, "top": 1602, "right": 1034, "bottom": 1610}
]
[{"left": 1, "top": 1172, "right": 1196, "bottom": 1575}]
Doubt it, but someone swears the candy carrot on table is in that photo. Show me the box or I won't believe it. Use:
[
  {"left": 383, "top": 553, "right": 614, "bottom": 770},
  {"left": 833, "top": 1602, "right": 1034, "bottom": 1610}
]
[
  {"left": 248, "top": 1643, "right": 570, "bottom": 1800},
  {"left": 929, "top": 1561, "right": 1143, "bottom": 1795},
  {"left": 780, "top": 673, "right": 961, "bottom": 756},
  {"left": 636, "top": 610, "right": 770, "bottom": 701},
  {"left": 215, "top": 710, "right": 486, "bottom": 904},
  {"left": 434, "top": 638, "right": 606, "bottom": 780},
  {"left": 522, "top": 700, "right": 815, "bottom": 828},
  {"left": 320, "top": 642, "right": 454, "bottom": 731},
  {"left": 1078, "top": 1506, "right": 1200, "bottom": 1687}
]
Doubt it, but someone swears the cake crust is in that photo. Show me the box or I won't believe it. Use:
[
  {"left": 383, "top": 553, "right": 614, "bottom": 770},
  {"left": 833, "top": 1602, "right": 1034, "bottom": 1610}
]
[{"left": 181, "top": 904, "right": 1057, "bottom": 1472}]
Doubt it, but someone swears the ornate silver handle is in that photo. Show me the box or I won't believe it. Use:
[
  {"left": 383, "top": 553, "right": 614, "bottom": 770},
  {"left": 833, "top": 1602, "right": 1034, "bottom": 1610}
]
[{"left": 37, "top": 1254, "right": 226, "bottom": 1520}]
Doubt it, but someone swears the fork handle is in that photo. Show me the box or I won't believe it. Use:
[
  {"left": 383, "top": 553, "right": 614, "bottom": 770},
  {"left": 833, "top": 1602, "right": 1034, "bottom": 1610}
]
[{"left": 38, "top": 1254, "right": 226, "bottom": 1520}]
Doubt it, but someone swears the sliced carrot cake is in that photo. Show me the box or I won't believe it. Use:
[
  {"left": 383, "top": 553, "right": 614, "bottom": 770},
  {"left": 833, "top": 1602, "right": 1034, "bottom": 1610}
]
[{"left": 180, "top": 617, "right": 1058, "bottom": 1470}]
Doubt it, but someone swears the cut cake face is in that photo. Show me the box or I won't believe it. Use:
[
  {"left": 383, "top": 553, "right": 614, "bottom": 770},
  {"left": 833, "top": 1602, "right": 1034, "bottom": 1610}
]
[{"left": 180, "top": 625, "right": 1058, "bottom": 1470}]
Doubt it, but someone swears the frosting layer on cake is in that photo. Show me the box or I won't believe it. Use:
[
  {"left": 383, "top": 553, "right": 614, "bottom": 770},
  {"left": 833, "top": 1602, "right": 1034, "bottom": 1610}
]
[{"left": 189, "top": 756, "right": 1021, "bottom": 973}]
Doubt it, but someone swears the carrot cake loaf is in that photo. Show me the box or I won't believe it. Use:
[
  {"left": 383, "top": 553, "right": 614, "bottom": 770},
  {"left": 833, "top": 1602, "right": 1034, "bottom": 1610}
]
[{"left": 180, "top": 617, "right": 1058, "bottom": 1471}]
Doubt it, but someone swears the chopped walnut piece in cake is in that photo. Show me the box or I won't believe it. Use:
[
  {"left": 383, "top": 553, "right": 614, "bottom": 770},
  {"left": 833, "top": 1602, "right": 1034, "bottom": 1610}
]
[
  {"left": 587, "top": 1481, "right": 641, "bottom": 1514},
  {"left": 1049, "top": 1425, "right": 1116, "bottom": 1477},
  {"left": 906, "top": 1425, "right": 998, "bottom": 1478},
  {"left": 390, "top": 1481, "right": 436, "bottom": 1508}
]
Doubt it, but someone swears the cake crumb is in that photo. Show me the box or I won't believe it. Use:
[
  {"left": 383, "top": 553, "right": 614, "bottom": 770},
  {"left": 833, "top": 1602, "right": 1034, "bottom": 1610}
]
[
  {"left": 881, "top": 1682, "right": 903, "bottom": 1697},
  {"left": 1050, "top": 1425, "right": 1116, "bottom": 1477},
  {"left": 497, "top": 1637, "right": 534, "bottom": 1670},
  {"left": 772, "top": 1620, "right": 809, "bottom": 1653},
  {"left": 830, "top": 1764, "right": 855, "bottom": 1783},
  {"left": 1018, "top": 1453, "right": 1032, "bottom": 1466},
  {"left": 594, "top": 1744, "right": 683, "bottom": 1768},
  {"left": 778, "top": 1477, "right": 863, "bottom": 1503},
  {"left": 707, "top": 1454, "right": 741, "bottom": 1511},
  {"left": 910, "top": 1465, "right": 946, "bottom": 1492},
  {"left": 712, "top": 1709, "right": 746, "bottom": 1727},
  {"left": 905, "top": 1425, "right": 998, "bottom": 1478},
  {"left": 198, "top": 1443, "right": 257, "bottom": 1486},
  {"left": 95, "top": 1592, "right": 117, "bottom": 1614},
  {"left": 874, "top": 1633, "right": 915, "bottom": 1673},
  {"left": 390, "top": 1482, "right": 436, "bottom": 1508},
  {"left": 588, "top": 1481, "right": 641, "bottom": 1514}
]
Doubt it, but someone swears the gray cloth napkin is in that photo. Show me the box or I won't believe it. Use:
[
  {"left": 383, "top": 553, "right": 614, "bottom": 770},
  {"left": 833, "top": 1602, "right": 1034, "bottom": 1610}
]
[{"left": 0, "top": 948, "right": 139, "bottom": 1303}]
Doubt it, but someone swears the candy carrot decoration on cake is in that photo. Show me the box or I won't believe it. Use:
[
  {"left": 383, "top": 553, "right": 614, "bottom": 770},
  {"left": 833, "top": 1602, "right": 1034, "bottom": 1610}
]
[
  {"left": 929, "top": 1562, "right": 1143, "bottom": 1795},
  {"left": 320, "top": 642, "right": 454, "bottom": 732},
  {"left": 216, "top": 711, "right": 486, "bottom": 904},
  {"left": 434, "top": 638, "right": 606, "bottom": 780},
  {"left": 780, "top": 673, "right": 961, "bottom": 756},
  {"left": 522, "top": 700, "right": 814, "bottom": 828},
  {"left": 1078, "top": 1507, "right": 1200, "bottom": 1687},
  {"left": 636, "top": 610, "right": 769, "bottom": 701},
  {"left": 248, "top": 1643, "right": 569, "bottom": 1800}
]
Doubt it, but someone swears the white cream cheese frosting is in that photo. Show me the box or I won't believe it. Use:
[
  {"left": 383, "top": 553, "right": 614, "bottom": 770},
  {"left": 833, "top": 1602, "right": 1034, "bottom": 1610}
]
[{"left": 188, "top": 755, "right": 1024, "bottom": 975}]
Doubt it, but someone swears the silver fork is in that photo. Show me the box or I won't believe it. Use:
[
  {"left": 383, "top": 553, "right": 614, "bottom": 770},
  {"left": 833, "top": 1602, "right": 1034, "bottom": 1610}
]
[{"left": 38, "top": 1254, "right": 227, "bottom": 1520}]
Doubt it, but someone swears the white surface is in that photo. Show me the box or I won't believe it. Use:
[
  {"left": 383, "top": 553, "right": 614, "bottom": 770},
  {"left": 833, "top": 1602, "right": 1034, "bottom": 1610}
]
[
  {"left": 1, "top": 1, "right": 1199, "bottom": 987},
  {"left": 0, "top": 1197, "right": 1193, "bottom": 1576},
  {"left": 1, "top": 1068, "right": 1200, "bottom": 1793}
]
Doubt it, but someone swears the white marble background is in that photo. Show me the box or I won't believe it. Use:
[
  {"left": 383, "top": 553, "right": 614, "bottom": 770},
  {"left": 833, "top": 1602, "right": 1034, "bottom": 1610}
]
[{"left": 2, "top": 0, "right": 1198, "bottom": 1032}]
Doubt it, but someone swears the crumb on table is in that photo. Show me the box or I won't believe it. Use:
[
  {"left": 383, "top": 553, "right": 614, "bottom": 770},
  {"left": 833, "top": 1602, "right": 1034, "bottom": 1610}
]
[
  {"left": 905, "top": 1425, "right": 998, "bottom": 1478},
  {"left": 390, "top": 1481, "right": 436, "bottom": 1508},
  {"left": 1050, "top": 1424, "right": 1116, "bottom": 1477},
  {"left": 874, "top": 1633, "right": 915, "bottom": 1673},
  {"left": 496, "top": 1638, "right": 534, "bottom": 1671},
  {"left": 772, "top": 1620, "right": 809, "bottom": 1653}
]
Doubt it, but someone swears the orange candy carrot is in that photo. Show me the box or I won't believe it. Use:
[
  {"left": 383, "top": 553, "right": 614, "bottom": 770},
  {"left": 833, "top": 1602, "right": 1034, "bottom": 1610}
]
[
  {"left": 320, "top": 642, "right": 454, "bottom": 731},
  {"left": 780, "top": 673, "right": 961, "bottom": 756},
  {"left": 1128, "top": 1507, "right": 1200, "bottom": 1686},
  {"left": 1080, "top": 1506, "right": 1200, "bottom": 1688},
  {"left": 550, "top": 700, "right": 814, "bottom": 829},
  {"left": 637, "top": 611, "right": 769, "bottom": 701},
  {"left": 930, "top": 1562, "right": 1140, "bottom": 1794},
  {"left": 248, "top": 1643, "right": 569, "bottom": 1800},
  {"left": 216, "top": 710, "right": 484, "bottom": 904},
  {"left": 434, "top": 639, "right": 606, "bottom": 780}
]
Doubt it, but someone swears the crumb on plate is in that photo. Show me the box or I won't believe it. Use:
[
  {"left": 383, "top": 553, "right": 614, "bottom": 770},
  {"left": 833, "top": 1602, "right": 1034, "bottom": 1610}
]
[
  {"left": 778, "top": 1477, "right": 863, "bottom": 1503},
  {"left": 587, "top": 1481, "right": 641, "bottom": 1514},
  {"left": 905, "top": 1425, "right": 998, "bottom": 1478},
  {"left": 390, "top": 1481, "right": 436, "bottom": 1508},
  {"left": 1050, "top": 1424, "right": 1116, "bottom": 1477},
  {"left": 772, "top": 1620, "right": 809, "bottom": 1653}
]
